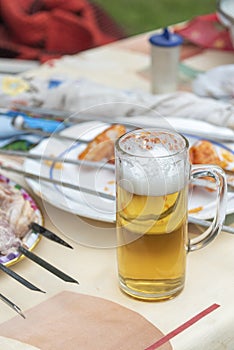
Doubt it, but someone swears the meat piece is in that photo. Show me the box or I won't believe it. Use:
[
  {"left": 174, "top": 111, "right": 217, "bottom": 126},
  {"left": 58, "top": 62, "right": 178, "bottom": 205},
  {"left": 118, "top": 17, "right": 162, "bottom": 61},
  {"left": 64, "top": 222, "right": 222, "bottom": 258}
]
[
  {"left": 78, "top": 124, "right": 126, "bottom": 163},
  {"left": 0, "top": 182, "right": 37, "bottom": 238},
  {"left": 0, "top": 209, "right": 20, "bottom": 255},
  {"left": 189, "top": 140, "right": 222, "bottom": 166},
  {"left": 5, "top": 195, "right": 37, "bottom": 238},
  {"left": 189, "top": 140, "right": 224, "bottom": 192}
]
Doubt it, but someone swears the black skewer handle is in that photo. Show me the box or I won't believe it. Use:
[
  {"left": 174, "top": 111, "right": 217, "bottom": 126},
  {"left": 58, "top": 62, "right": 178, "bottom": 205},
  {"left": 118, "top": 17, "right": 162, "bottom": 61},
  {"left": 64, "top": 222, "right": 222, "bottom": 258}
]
[
  {"left": 18, "top": 246, "right": 78, "bottom": 284},
  {"left": 29, "top": 222, "right": 73, "bottom": 249},
  {"left": 0, "top": 263, "right": 45, "bottom": 293}
]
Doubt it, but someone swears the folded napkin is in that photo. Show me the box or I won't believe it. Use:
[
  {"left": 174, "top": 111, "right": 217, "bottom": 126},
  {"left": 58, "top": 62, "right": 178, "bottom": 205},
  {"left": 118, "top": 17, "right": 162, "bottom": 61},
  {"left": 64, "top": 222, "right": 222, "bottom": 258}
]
[
  {"left": 38, "top": 79, "right": 234, "bottom": 130},
  {"left": 1, "top": 75, "right": 234, "bottom": 151},
  {"left": 0, "top": 291, "right": 171, "bottom": 350},
  {"left": 192, "top": 64, "right": 234, "bottom": 99}
]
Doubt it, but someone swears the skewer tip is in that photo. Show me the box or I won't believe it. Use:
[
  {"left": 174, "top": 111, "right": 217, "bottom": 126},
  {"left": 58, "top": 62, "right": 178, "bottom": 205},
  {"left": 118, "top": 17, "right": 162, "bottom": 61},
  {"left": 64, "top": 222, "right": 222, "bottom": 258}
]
[{"left": 17, "top": 308, "right": 26, "bottom": 319}]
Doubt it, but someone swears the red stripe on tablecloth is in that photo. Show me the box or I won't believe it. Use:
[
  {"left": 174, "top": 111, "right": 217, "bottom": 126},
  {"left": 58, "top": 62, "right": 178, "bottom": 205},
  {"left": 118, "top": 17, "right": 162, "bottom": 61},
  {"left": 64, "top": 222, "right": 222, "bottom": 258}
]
[{"left": 145, "top": 303, "right": 220, "bottom": 350}]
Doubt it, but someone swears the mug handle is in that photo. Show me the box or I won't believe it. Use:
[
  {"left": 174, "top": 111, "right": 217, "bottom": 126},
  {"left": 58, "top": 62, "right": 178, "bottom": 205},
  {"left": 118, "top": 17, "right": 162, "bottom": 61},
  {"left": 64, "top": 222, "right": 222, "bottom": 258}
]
[{"left": 188, "top": 165, "right": 227, "bottom": 252}]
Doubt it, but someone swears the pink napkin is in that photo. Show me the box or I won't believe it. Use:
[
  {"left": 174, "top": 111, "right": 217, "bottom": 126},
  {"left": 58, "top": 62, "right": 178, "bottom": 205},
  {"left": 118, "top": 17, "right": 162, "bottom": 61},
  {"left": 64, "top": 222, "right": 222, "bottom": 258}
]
[{"left": 0, "top": 291, "right": 172, "bottom": 350}]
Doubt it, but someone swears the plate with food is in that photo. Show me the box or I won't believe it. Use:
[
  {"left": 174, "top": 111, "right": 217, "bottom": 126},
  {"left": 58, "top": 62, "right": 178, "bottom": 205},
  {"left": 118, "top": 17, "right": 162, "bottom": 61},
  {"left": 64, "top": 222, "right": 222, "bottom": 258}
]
[
  {"left": 23, "top": 121, "right": 117, "bottom": 223},
  {"left": 187, "top": 135, "right": 234, "bottom": 219},
  {"left": 0, "top": 174, "right": 43, "bottom": 266},
  {"left": 23, "top": 121, "right": 234, "bottom": 222}
]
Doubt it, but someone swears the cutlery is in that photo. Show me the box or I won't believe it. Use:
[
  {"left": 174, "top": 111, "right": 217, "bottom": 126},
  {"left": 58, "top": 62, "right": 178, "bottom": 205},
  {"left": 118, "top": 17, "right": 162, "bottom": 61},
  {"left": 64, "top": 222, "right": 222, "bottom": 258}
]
[
  {"left": 0, "top": 293, "right": 25, "bottom": 318},
  {"left": 188, "top": 217, "right": 234, "bottom": 234},
  {"left": 29, "top": 222, "right": 73, "bottom": 249},
  {"left": 0, "top": 164, "right": 115, "bottom": 200},
  {"left": 0, "top": 149, "right": 114, "bottom": 171},
  {"left": 13, "top": 105, "right": 70, "bottom": 119},
  {"left": 13, "top": 105, "right": 234, "bottom": 143},
  {"left": 12, "top": 115, "right": 90, "bottom": 144},
  {"left": 0, "top": 262, "right": 45, "bottom": 293},
  {"left": 18, "top": 246, "right": 78, "bottom": 284},
  {"left": 2, "top": 149, "right": 234, "bottom": 180},
  {"left": 0, "top": 163, "right": 233, "bottom": 235}
]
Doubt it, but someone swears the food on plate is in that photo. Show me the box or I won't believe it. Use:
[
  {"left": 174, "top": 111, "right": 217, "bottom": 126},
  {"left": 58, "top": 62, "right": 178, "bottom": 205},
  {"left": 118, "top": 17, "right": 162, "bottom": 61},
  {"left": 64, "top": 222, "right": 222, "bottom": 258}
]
[
  {"left": 78, "top": 124, "right": 126, "bottom": 164},
  {"left": 0, "top": 209, "right": 20, "bottom": 255},
  {"left": 0, "top": 181, "right": 38, "bottom": 255},
  {"left": 189, "top": 140, "right": 232, "bottom": 169},
  {"left": 189, "top": 139, "right": 234, "bottom": 192},
  {"left": 190, "top": 140, "right": 221, "bottom": 166},
  {"left": 188, "top": 206, "right": 203, "bottom": 214},
  {"left": 79, "top": 129, "right": 234, "bottom": 173},
  {"left": 44, "top": 154, "right": 63, "bottom": 169}
]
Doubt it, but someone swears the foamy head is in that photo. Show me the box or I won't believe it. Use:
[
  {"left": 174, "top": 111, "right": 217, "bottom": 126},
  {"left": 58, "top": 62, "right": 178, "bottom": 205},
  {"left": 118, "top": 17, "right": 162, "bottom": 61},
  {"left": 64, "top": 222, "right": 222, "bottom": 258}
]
[{"left": 116, "top": 129, "right": 189, "bottom": 196}]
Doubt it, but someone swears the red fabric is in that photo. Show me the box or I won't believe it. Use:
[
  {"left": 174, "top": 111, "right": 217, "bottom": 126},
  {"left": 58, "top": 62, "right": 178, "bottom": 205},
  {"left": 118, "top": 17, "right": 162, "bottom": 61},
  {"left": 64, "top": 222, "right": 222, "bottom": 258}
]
[
  {"left": 175, "top": 13, "right": 234, "bottom": 51},
  {"left": 0, "top": 0, "right": 125, "bottom": 62}
]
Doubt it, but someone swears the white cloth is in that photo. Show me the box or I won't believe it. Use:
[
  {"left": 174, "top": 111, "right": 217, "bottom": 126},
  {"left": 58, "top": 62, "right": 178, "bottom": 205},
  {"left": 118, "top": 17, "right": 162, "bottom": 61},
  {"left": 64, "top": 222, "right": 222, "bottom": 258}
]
[
  {"left": 40, "top": 79, "right": 234, "bottom": 129},
  {"left": 1, "top": 75, "right": 234, "bottom": 129}
]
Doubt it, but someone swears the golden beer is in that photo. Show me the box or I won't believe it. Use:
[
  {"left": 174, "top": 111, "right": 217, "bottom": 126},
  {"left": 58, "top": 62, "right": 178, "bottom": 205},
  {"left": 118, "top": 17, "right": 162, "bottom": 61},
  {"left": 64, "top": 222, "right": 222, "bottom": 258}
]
[
  {"left": 115, "top": 128, "right": 227, "bottom": 301},
  {"left": 116, "top": 185, "right": 188, "bottom": 301}
]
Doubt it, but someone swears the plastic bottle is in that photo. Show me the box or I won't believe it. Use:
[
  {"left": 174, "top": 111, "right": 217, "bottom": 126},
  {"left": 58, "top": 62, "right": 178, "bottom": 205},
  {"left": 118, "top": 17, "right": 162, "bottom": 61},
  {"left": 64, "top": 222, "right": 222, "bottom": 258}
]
[{"left": 149, "top": 28, "right": 183, "bottom": 94}]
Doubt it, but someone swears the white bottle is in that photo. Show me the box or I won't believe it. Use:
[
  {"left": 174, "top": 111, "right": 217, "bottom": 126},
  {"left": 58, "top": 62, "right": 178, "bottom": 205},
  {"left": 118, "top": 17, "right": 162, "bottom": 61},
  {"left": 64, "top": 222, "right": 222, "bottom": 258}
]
[{"left": 149, "top": 28, "right": 183, "bottom": 94}]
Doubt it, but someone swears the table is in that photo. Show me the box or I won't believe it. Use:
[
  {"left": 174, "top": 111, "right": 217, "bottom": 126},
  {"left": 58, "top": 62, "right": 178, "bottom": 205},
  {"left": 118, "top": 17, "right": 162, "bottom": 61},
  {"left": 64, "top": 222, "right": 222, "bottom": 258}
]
[{"left": 0, "top": 28, "right": 234, "bottom": 350}]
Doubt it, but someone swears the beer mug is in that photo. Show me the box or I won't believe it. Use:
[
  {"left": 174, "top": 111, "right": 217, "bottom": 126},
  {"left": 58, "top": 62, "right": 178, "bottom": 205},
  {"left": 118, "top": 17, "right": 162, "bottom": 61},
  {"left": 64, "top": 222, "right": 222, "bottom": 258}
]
[{"left": 115, "top": 129, "right": 227, "bottom": 301}]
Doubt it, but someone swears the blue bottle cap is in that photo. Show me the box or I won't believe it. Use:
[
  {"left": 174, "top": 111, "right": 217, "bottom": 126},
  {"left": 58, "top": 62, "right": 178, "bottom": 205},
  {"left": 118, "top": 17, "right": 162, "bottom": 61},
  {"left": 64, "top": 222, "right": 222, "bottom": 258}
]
[{"left": 149, "top": 27, "right": 183, "bottom": 47}]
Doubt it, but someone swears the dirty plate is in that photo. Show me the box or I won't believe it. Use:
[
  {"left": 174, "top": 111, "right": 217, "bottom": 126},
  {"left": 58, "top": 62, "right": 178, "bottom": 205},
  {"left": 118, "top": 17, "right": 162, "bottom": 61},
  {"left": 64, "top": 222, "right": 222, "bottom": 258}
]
[{"left": 24, "top": 121, "right": 234, "bottom": 221}]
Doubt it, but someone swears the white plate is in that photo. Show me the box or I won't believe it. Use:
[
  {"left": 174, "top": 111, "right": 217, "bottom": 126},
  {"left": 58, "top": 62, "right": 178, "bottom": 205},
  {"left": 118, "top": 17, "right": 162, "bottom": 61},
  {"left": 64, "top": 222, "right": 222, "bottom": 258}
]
[
  {"left": 24, "top": 121, "right": 116, "bottom": 223},
  {"left": 24, "top": 121, "right": 234, "bottom": 222}
]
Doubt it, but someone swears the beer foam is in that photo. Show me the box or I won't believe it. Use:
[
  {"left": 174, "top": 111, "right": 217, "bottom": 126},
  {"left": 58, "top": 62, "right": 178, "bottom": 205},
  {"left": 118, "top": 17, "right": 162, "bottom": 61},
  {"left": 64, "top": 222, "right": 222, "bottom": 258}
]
[
  {"left": 118, "top": 130, "right": 188, "bottom": 196},
  {"left": 120, "top": 130, "right": 186, "bottom": 158},
  {"left": 120, "top": 158, "right": 186, "bottom": 196}
]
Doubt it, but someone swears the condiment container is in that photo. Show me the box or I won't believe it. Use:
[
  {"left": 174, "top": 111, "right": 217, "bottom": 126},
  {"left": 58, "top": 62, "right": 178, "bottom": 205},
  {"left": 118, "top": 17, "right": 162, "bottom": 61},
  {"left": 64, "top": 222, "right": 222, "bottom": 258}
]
[{"left": 149, "top": 27, "right": 183, "bottom": 94}]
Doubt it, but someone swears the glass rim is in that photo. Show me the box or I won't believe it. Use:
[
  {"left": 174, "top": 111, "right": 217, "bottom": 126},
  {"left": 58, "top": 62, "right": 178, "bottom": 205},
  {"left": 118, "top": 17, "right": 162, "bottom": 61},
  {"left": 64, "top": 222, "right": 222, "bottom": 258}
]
[{"left": 115, "top": 128, "right": 189, "bottom": 159}]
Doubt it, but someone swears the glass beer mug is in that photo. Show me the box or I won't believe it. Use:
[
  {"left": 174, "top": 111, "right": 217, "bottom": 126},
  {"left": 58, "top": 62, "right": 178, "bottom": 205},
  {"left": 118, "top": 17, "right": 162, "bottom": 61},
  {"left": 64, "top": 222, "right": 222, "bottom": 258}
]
[{"left": 115, "top": 129, "right": 227, "bottom": 301}]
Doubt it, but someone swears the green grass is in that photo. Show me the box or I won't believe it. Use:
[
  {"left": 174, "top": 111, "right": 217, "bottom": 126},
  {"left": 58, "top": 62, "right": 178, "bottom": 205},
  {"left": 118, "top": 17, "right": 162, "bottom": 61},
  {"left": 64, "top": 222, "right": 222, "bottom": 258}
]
[{"left": 95, "top": 0, "right": 216, "bottom": 36}]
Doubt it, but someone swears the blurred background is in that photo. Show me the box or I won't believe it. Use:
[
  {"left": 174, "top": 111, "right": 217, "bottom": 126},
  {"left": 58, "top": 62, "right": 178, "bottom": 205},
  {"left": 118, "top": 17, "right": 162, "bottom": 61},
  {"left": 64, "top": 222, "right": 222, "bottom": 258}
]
[
  {"left": 0, "top": 0, "right": 221, "bottom": 66},
  {"left": 95, "top": 0, "right": 216, "bottom": 35}
]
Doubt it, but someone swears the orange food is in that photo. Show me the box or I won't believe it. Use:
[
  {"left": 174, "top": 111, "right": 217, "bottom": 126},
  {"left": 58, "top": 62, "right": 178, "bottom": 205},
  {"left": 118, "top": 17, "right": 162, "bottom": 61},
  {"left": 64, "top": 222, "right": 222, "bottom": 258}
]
[
  {"left": 189, "top": 140, "right": 223, "bottom": 192},
  {"left": 189, "top": 140, "right": 222, "bottom": 166},
  {"left": 78, "top": 124, "right": 126, "bottom": 163},
  {"left": 188, "top": 206, "right": 203, "bottom": 214},
  {"left": 221, "top": 150, "right": 234, "bottom": 163}
]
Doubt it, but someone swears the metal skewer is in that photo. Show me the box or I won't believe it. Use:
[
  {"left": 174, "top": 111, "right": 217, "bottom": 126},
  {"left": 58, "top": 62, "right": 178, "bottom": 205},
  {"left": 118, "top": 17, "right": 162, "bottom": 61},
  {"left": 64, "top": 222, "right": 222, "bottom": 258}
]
[
  {"left": 2, "top": 149, "right": 234, "bottom": 179},
  {"left": 0, "top": 262, "right": 45, "bottom": 292},
  {"left": 12, "top": 116, "right": 89, "bottom": 143},
  {"left": 0, "top": 164, "right": 115, "bottom": 200},
  {"left": 188, "top": 217, "right": 234, "bottom": 234},
  {"left": 0, "top": 149, "right": 114, "bottom": 171},
  {"left": 13, "top": 105, "right": 234, "bottom": 143},
  {"left": 0, "top": 293, "right": 25, "bottom": 318},
  {"left": 0, "top": 163, "right": 233, "bottom": 235},
  {"left": 13, "top": 105, "right": 70, "bottom": 119},
  {"left": 21, "top": 127, "right": 89, "bottom": 143},
  {"left": 18, "top": 246, "right": 78, "bottom": 284},
  {"left": 30, "top": 222, "right": 73, "bottom": 249}
]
